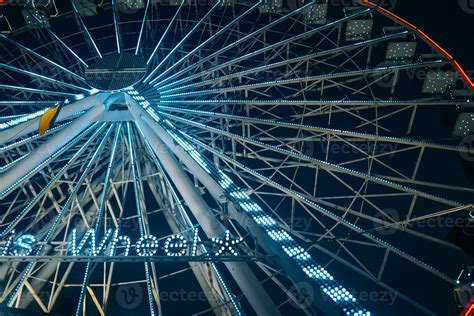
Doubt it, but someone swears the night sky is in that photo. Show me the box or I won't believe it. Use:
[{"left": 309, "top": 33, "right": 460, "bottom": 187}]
[
  {"left": 391, "top": 0, "right": 474, "bottom": 74},
  {"left": 0, "top": 0, "right": 473, "bottom": 315}
]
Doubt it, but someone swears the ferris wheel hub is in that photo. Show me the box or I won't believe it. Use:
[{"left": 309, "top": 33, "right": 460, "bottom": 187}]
[{"left": 84, "top": 53, "right": 147, "bottom": 92}]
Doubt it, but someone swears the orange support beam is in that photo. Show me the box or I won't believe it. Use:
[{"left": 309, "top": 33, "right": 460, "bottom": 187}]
[
  {"left": 359, "top": 0, "right": 474, "bottom": 91},
  {"left": 460, "top": 296, "right": 474, "bottom": 316}
]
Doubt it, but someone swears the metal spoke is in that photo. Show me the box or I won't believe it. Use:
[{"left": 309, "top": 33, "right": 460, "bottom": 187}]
[{"left": 0, "top": 2, "right": 471, "bottom": 315}]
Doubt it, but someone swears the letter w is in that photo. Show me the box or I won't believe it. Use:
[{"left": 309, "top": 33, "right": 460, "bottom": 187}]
[{"left": 71, "top": 229, "right": 113, "bottom": 256}]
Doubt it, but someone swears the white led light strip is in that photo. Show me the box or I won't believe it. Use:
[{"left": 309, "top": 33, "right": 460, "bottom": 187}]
[{"left": 126, "top": 90, "right": 371, "bottom": 316}]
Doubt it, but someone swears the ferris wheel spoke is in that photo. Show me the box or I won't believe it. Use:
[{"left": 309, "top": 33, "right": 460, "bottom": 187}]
[
  {"left": 311, "top": 242, "right": 437, "bottom": 315},
  {"left": 0, "top": 35, "right": 87, "bottom": 84},
  {"left": 27, "top": 11, "right": 89, "bottom": 68},
  {"left": 0, "top": 84, "right": 81, "bottom": 99},
  {"left": 156, "top": 30, "right": 408, "bottom": 92},
  {"left": 70, "top": 0, "right": 103, "bottom": 59},
  {"left": 159, "top": 60, "right": 444, "bottom": 98},
  {"left": 135, "top": 0, "right": 151, "bottom": 55},
  {"left": 180, "top": 130, "right": 457, "bottom": 284},
  {"left": 0, "top": 106, "right": 104, "bottom": 197},
  {"left": 111, "top": 0, "right": 122, "bottom": 53},
  {"left": 0, "top": 101, "right": 60, "bottom": 115},
  {"left": 74, "top": 123, "right": 121, "bottom": 316},
  {"left": 161, "top": 111, "right": 466, "bottom": 210},
  {"left": 143, "top": 1, "right": 221, "bottom": 84},
  {"left": 4, "top": 123, "right": 115, "bottom": 308},
  {"left": 127, "top": 122, "right": 159, "bottom": 316},
  {"left": 149, "top": 0, "right": 323, "bottom": 87},
  {"left": 194, "top": 131, "right": 443, "bottom": 245},
  {"left": 0, "top": 153, "right": 30, "bottom": 173},
  {"left": 146, "top": 0, "right": 185, "bottom": 65},
  {"left": 156, "top": 99, "right": 468, "bottom": 107},
  {"left": 375, "top": 175, "right": 474, "bottom": 194},
  {"left": 0, "top": 123, "right": 109, "bottom": 238},
  {"left": 142, "top": 146, "right": 241, "bottom": 315},
  {"left": 155, "top": 105, "right": 470, "bottom": 154},
  {"left": 304, "top": 194, "right": 464, "bottom": 250},
  {"left": 0, "top": 64, "right": 91, "bottom": 94},
  {"left": 151, "top": 1, "right": 263, "bottom": 84},
  {"left": 156, "top": 8, "right": 377, "bottom": 91}
]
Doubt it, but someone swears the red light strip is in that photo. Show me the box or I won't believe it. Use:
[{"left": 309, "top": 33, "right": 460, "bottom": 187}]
[
  {"left": 460, "top": 297, "right": 474, "bottom": 316},
  {"left": 359, "top": 0, "right": 474, "bottom": 92}
]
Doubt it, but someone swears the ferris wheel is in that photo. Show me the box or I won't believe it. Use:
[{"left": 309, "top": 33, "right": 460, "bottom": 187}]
[{"left": 0, "top": 0, "right": 473, "bottom": 315}]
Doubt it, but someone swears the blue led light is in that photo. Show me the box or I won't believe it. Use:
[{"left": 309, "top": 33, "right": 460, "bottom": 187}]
[
  {"left": 0, "top": 109, "right": 45, "bottom": 130},
  {"left": 135, "top": 121, "right": 242, "bottom": 316},
  {"left": 126, "top": 122, "right": 157, "bottom": 316},
  {"left": 6, "top": 123, "right": 111, "bottom": 306},
  {"left": 132, "top": 94, "right": 372, "bottom": 315}
]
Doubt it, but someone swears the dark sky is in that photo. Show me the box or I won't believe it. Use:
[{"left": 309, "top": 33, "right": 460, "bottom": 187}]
[
  {"left": 390, "top": 0, "right": 474, "bottom": 73},
  {"left": 0, "top": 1, "right": 473, "bottom": 315}
]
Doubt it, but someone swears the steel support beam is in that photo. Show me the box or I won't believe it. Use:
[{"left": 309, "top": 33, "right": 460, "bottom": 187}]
[
  {"left": 128, "top": 97, "right": 342, "bottom": 315},
  {"left": 0, "top": 93, "right": 109, "bottom": 145},
  {"left": 0, "top": 105, "right": 104, "bottom": 194},
  {"left": 130, "top": 111, "right": 280, "bottom": 315}
]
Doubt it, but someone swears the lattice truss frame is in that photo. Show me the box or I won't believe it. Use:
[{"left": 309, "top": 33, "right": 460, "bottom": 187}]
[{"left": 0, "top": 0, "right": 473, "bottom": 315}]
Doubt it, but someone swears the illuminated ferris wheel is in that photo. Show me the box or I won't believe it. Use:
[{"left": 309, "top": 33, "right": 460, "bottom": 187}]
[{"left": 0, "top": 0, "right": 473, "bottom": 315}]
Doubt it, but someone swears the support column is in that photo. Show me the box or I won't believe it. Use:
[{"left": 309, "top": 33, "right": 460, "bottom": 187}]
[
  {"left": 0, "top": 105, "right": 104, "bottom": 194},
  {"left": 127, "top": 97, "right": 340, "bottom": 315},
  {"left": 133, "top": 117, "right": 280, "bottom": 316},
  {"left": 147, "top": 177, "right": 232, "bottom": 316},
  {"left": 0, "top": 93, "right": 109, "bottom": 145}
]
